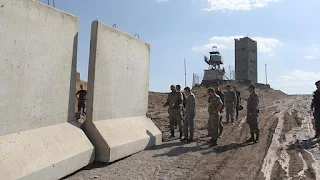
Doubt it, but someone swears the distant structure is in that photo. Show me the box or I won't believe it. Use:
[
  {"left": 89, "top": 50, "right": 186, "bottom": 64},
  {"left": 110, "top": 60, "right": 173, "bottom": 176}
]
[
  {"left": 201, "top": 46, "right": 226, "bottom": 87},
  {"left": 235, "top": 37, "right": 257, "bottom": 83},
  {"left": 76, "top": 71, "right": 80, "bottom": 81}
]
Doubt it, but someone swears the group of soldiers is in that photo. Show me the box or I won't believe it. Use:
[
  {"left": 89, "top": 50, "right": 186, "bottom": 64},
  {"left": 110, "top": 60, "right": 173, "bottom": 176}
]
[
  {"left": 164, "top": 81, "right": 260, "bottom": 147},
  {"left": 163, "top": 85, "right": 196, "bottom": 142}
]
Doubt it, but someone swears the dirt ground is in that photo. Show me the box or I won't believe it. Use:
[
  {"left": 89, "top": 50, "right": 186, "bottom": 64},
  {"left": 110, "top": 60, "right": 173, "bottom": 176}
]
[{"left": 65, "top": 84, "right": 320, "bottom": 180}]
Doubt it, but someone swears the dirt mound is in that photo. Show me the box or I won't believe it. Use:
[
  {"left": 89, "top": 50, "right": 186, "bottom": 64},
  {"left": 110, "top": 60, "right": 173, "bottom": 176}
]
[{"left": 66, "top": 82, "right": 320, "bottom": 180}]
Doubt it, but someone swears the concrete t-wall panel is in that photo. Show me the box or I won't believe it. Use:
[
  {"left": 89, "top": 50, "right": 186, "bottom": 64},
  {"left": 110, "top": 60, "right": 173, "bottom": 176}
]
[
  {"left": 0, "top": 0, "right": 77, "bottom": 135},
  {"left": 0, "top": 0, "right": 94, "bottom": 179},
  {"left": 85, "top": 21, "right": 162, "bottom": 163}
]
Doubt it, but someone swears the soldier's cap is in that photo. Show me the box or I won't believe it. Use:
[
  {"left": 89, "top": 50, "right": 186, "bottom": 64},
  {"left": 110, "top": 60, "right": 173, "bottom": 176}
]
[
  {"left": 316, "top": 80, "right": 320, "bottom": 85},
  {"left": 170, "top": 85, "right": 176, "bottom": 89},
  {"left": 213, "top": 81, "right": 219, "bottom": 86},
  {"left": 248, "top": 84, "right": 256, "bottom": 89},
  {"left": 207, "top": 87, "right": 215, "bottom": 93}
]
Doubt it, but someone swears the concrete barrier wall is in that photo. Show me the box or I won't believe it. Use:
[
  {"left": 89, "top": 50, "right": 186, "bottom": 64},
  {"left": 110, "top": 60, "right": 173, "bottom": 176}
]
[
  {"left": 84, "top": 21, "right": 162, "bottom": 163},
  {"left": 0, "top": 0, "right": 94, "bottom": 179}
]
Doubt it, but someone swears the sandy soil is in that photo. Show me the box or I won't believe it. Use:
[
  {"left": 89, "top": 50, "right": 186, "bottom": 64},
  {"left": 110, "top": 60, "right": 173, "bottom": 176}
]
[{"left": 64, "top": 85, "right": 320, "bottom": 180}]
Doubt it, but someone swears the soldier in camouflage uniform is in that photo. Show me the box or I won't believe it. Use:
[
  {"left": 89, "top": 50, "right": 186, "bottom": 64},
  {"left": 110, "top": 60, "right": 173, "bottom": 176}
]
[
  {"left": 163, "top": 85, "right": 183, "bottom": 138},
  {"left": 176, "top": 84, "right": 186, "bottom": 128},
  {"left": 233, "top": 85, "right": 242, "bottom": 121},
  {"left": 224, "top": 84, "right": 236, "bottom": 124},
  {"left": 207, "top": 87, "right": 223, "bottom": 146},
  {"left": 213, "top": 81, "right": 224, "bottom": 137},
  {"left": 246, "top": 84, "right": 260, "bottom": 143}
]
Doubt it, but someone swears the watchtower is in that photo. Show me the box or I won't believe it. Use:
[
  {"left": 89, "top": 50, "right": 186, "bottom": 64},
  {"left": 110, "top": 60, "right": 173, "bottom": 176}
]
[{"left": 235, "top": 37, "right": 257, "bottom": 83}]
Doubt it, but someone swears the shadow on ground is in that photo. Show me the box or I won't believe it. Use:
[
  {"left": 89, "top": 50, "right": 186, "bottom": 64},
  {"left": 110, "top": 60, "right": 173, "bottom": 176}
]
[{"left": 287, "top": 138, "right": 320, "bottom": 150}]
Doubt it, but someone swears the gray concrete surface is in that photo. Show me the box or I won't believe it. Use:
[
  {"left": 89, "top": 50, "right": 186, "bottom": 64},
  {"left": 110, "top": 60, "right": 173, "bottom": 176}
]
[
  {"left": 84, "top": 20, "right": 162, "bottom": 163},
  {"left": 0, "top": 0, "right": 94, "bottom": 179}
]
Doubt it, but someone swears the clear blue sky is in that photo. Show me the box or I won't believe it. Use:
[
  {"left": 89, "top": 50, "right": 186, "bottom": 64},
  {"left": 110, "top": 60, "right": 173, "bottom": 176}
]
[{"left": 40, "top": 0, "right": 320, "bottom": 94}]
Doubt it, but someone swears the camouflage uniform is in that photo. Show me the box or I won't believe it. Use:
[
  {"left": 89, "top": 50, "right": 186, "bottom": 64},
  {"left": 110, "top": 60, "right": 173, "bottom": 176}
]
[
  {"left": 165, "top": 89, "right": 183, "bottom": 137},
  {"left": 247, "top": 91, "right": 260, "bottom": 142},
  {"left": 208, "top": 94, "right": 223, "bottom": 143},
  {"left": 311, "top": 82, "right": 320, "bottom": 138},
  {"left": 224, "top": 91, "right": 236, "bottom": 123},
  {"left": 235, "top": 90, "right": 241, "bottom": 120},
  {"left": 214, "top": 90, "right": 224, "bottom": 137},
  {"left": 178, "top": 91, "right": 186, "bottom": 125}
]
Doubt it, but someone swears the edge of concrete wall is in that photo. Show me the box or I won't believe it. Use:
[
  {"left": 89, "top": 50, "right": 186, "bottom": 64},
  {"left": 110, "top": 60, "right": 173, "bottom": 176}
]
[
  {"left": 0, "top": 1, "right": 95, "bottom": 179},
  {"left": 0, "top": 123, "right": 94, "bottom": 180},
  {"left": 84, "top": 20, "right": 161, "bottom": 163},
  {"left": 84, "top": 116, "right": 162, "bottom": 162}
]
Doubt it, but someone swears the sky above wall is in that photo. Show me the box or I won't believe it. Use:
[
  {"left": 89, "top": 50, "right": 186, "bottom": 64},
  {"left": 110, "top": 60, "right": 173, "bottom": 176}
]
[{"left": 40, "top": 0, "right": 320, "bottom": 94}]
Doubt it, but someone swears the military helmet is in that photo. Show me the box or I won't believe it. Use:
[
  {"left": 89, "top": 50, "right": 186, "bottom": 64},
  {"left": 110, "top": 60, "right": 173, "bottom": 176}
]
[
  {"left": 248, "top": 84, "right": 256, "bottom": 90},
  {"left": 207, "top": 87, "right": 215, "bottom": 93},
  {"left": 315, "top": 80, "right": 320, "bottom": 85},
  {"left": 170, "top": 85, "right": 176, "bottom": 90}
]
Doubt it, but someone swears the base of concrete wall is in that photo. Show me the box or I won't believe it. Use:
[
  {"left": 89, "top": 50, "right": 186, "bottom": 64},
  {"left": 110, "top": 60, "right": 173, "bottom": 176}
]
[
  {"left": 0, "top": 123, "right": 94, "bottom": 180},
  {"left": 83, "top": 116, "right": 162, "bottom": 163}
]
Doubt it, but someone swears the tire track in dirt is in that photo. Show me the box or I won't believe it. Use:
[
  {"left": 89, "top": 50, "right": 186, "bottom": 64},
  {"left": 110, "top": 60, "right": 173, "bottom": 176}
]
[
  {"left": 191, "top": 101, "right": 279, "bottom": 180},
  {"left": 261, "top": 95, "right": 320, "bottom": 180}
]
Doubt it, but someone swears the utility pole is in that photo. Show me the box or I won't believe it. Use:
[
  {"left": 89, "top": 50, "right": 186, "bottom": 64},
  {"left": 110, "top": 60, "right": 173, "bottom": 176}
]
[
  {"left": 229, "top": 65, "right": 231, "bottom": 80},
  {"left": 265, "top": 63, "right": 268, "bottom": 85},
  {"left": 184, "top": 59, "right": 187, "bottom": 87}
]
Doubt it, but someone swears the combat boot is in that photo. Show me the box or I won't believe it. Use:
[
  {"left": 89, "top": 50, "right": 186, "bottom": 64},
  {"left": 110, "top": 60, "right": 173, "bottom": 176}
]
[
  {"left": 209, "top": 139, "right": 217, "bottom": 147},
  {"left": 255, "top": 132, "right": 260, "bottom": 143},
  {"left": 246, "top": 133, "right": 255, "bottom": 143}
]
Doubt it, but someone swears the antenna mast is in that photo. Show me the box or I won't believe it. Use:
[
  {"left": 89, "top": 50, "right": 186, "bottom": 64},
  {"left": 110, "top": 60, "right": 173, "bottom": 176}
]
[{"left": 184, "top": 59, "right": 187, "bottom": 87}]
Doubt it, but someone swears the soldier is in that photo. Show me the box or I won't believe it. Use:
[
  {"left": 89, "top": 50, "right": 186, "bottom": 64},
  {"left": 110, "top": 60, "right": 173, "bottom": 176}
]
[
  {"left": 310, "top": 80, "right": 320, "bottom": 138},
  {"left": 224, "top": 84, "right": 236, "bottom": 124},
  {"left": 176, "top": 84, "right": 186, "bottom": 128},
  {"left": 213, "top": 81, "right": 224, "bottom": 137},
  {"left": 76, "top": 84, "right": 87, "bottom": 114},
  {"left": 181, "top": 87, "right": 196, "bottom": 142},
  {"left": 163, "top": 85, "right": 183, "bottom": 138},
  {"left": 246, "top": 84, "right": 260, "bottom": 143},
  {"left": 207, "top": 87, "right": 223, "bottom": 146},
  {"left": 233, "top": 85, "right": 242, "bottom": 121}
]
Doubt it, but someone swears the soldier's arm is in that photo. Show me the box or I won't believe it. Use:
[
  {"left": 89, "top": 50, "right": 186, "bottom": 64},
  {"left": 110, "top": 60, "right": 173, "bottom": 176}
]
[
  {"left": 220, "top": 92, "right": 225, "bottom": 104},
  {"left": 163, "top": 94, "right": 169, "bottom": 107},
  {"left": 177, "top": 92, "right": 182, "bottom": 105},
  {"left": 188, "top": 95, "right": 196, "bottom": 116},
  {"left": 76, "top": 91, "right": 79, "bottom": 100},
  {"left": 253, "top": 94, "right": 259, "bottom": 110},
  {"left": 311, "top": 92, "right": 316, "bottom": 111},
  {"left": 217, "top": 97, "right": 223, "bottom": 112}
]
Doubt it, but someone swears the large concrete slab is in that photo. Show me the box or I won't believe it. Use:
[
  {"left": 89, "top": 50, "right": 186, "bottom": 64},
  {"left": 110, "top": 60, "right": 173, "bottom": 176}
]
[
  {"left": 84, "top": 20, "right": 162, "bottom": 163},
  {"left": 0, "top": 0, "right": 94, "bottom": 179}
]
